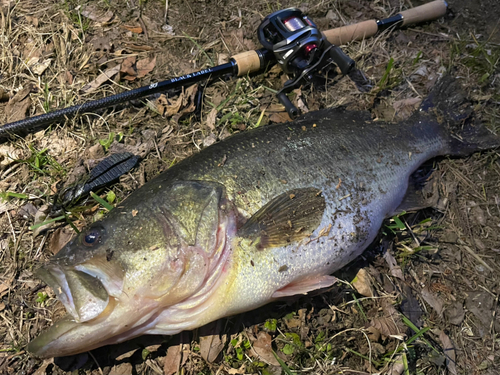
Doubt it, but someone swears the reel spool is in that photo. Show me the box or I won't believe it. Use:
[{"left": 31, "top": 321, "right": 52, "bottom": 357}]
[{"left": 258, "top": 8, "right": 355, "bottom": 118}]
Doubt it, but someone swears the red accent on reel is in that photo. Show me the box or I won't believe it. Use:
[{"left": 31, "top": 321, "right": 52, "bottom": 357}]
[{"left": 304, "top": 43, "right": 318, "bottom": 56}]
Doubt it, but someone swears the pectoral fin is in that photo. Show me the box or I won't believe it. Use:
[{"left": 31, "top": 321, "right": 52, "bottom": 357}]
[
  {"left": 238, "top": 188, "right": 326, "bottom": 250},
  {"left": 272, "top": 275, "right": 337, "bottom": 298}
]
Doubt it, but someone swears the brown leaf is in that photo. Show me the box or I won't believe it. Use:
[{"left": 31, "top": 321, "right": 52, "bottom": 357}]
[
  {"left": 365, "top": 326, "right": 380, "bottom": 342},
  {"left": 421, "top": 286, "right": 444, "bottom": 317},
  {"left": 206, "top": 108, "right": 218, "bottom": 131},
  {"left": 383, "top": 248, "right": 404, "bottom": 280},
  {"left": 227, "top": 364, "right": 247, "bottom": 374},
  {"left": 122, "top": 24, "right": 143, "bottom": 34},
  {"left": 392, "top": 97, "right": 422, "bottom": 120},
  {"left": 0, "top": 144, "right": 23, "bottom": 169},
  {"left": 28, "top": 58, "right": 52, "bottom": 75},
  {"left": 269, "top": 112, "right": 291, "bottom": 123},
  {"left": 33, "top": 205, "right": 55, "bottom": 237},
  {"left": 369, "top": 304, "right": 403, "bottom": 339},
  {"left": 352, "top": 268, "right": 374, "bottom": 297},
  {"left": 0, "top": 282, "right": 9, "bottom": 297},
  {"left": 65, "top": 71, "right": 73, "bottom": 85},
  {"left": 49, "top": 227, "right": 76, "bottom": 255},
  {"left": 109, "top": 363, "right": 133, "bottom": 375},
  {"left": 80, "top": 5, "right": 114, "bottom": 23},
  {"left": 437, "top": 330, "right": 457, "bottom": 375},
  {"left": 250, "top": 331, "right": 279, "bottom": 366},
  {"left": 386, "top": 357, "right": 405, "bottom": 375},
  {"left": 136, "top": 56, "right": 156, "bottom": 78},
  {"left": 444, "top": 301, "right": 465, "bottom": 326},
  {"left": 120, "top": 56, "right": 137, "bottom": 81},
  {"left": 33, "top": 359, "right": 54, "bottom": 375},
  {"left": 199, "top": 321, "right": 226, "bottom": 363},
  {"left": 81, "top": 65, "right": 121, "bottom": 94},
  {"left": 370, "top": 317, "right": 399, "bottom": 340},
  {"left": 5, "top": 85, "right": 32, "bottom": 122},
  {"left": 163, "top": 344, "right": 182, "bottom": 375}
]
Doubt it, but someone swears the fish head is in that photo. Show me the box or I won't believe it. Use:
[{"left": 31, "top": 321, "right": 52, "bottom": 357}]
[{"left": 29, "top": 181, "right": 236, "bottom": 358}]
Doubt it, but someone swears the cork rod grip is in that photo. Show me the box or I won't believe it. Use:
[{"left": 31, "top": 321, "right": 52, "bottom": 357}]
[
  {"left": 400, "top": 0, "right": 447, "bottom": 26},
  {"left": 322, "top": 20, "right": 378, "bottom": 46},
  {"left": 232, "top": 51, "right": 262, "bottom": 76}
]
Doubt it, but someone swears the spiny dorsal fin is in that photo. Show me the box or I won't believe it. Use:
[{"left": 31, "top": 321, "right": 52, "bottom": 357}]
[{"left": 238, "top": 187, "right": 326, "bottom": 249}]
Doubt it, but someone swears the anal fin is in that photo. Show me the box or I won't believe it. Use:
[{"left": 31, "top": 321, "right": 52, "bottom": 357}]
[{"left": 272, "top": 275, "right": 337, "bottom": 299}]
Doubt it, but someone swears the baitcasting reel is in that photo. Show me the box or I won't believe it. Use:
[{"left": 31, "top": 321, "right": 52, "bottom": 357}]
[{"left": 258, "top": 8, "right": 355, "bottom": 118}]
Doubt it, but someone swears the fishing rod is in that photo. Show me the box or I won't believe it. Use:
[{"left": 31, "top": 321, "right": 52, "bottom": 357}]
[{"left": 0, "top": 0, "right": 447, "bottom": 143}]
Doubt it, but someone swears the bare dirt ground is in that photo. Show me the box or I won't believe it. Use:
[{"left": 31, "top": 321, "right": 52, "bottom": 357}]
[{"left": 0, "top": 0, "right": 499, "bottom": 374}]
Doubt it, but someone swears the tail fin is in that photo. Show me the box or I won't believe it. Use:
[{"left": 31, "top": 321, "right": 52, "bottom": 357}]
[{"left": 420, "top": 74, "right": 500, "bottom": 155}]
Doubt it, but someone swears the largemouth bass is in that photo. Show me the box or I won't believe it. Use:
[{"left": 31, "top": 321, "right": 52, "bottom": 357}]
[{"left": 28, "top": 76, "right": 499, "bottom": 358}]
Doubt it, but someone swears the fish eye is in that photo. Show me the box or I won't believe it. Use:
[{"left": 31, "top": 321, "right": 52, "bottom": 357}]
[{"left": 82, "top": 227, "right": 104, "bottom": 247}]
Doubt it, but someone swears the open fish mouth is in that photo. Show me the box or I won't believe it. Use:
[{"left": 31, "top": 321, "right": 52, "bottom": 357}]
[{"left": 36, "top": 264, "right": 110, "bottom": 323}]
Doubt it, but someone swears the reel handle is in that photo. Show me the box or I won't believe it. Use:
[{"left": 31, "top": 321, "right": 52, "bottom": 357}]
[{"left": 328, "top": 45, "right": 355, "bottom": 75}]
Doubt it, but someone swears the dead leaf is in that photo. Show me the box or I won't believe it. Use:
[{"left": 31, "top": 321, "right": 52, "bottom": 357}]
[
  {"left": 0, "top": 302, "right": 5, "bottom": 312},
  {"left": 218, "top": 53, "right": 229, "bottom": 65},
  {"left": 250, "top": 331, "right": 279, "bottom": 366},
  {"left": 5, "top": 85, "right": 33, "bottom": 122},
  {"left": 90, "top": 35, "right": 113, "bottom": 52},
  {"left": 370, "top": 317, "right": 400, "bottom": 340},
  {"left": 421, "top": 286, "right": 444, "bottom": 317},
  {"left": 120, "top": 56, "right": 137, "bottom": 80},
  {"left": 163, "top": 344, "right": 182, "bottom": 375},
  {"left": 365, "top": 326, "right": 381, "bottom": 341},
  {"left": 199, "top": 320, "right": 226, "bottom": 363},
  {"left": 437, "top": 330, "right": 457, "bottom": 375},
  {"left": 227, "top": 364, "right": 247, "bottom": 374},
  {"left": 49, "top": 227, "right": 75, "bottom": 255},
  {"left": 0, "top": 201, "right": 15, "bottom": 216},
  {"left": 33, "top": 205, "right": 57, "bottom": 237},
  {"left": 352, "top": 268, "right": 373, "bottom": 297},
  {"left": 157, "top": 95, "right": 182, "bottom": 117},
  {"left": 0, "top": 144, "right": 22, "bottom": 169},
  {"left": 269, "top": 112, "right": 291, "bottom": 123},
  {"left": 206, "top": 108, "right": 218, "bottom": 130},
  {"left": 369, "top": 304, "right": 404, "bottom": 340},
  {"left": 393, "top": 97, "right": 422, "bottom": 120},
  {"left": 386, "top": 357, "right": 405, "bottom": 375},
  {"left": 465, "top": 291, "right": 500, "bottom": 334},
  {"left": 28, "top": 58, "right": 52, "bottom": 75},
  {"left": 122, "top": 24, "right": 143, "bottom": 34},
  {"left": 81, "top": 65, "right": 121, "bottom": 94},
  {"left": 383, "top": 248, "right": 404, "bottom": 280},
  {"left": 65, "top": 71, "right": 73, "bottom": 85},
  {"left": 444, "top": 301, "right": 465, "bottom": 325},
  {"left": 109, "top": 363, "right": 133, "bottom": 375},
  {"left": 25, "top": 15, "right": 39, "bottom": 27},
  {"left": 136, "top": 56, "right": 156, "bottom": 78},
  {"left": 33, "top": 358, "right": 54, "bottom": 375},
  {"left": 80, "top": 5, "right": 114, "bottom": 23},
  {"left": 0, "top": 282, "right": 9, "bottom": 297}
]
